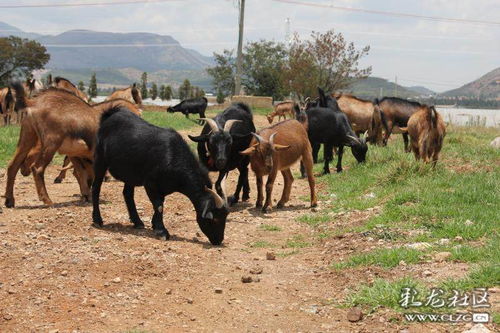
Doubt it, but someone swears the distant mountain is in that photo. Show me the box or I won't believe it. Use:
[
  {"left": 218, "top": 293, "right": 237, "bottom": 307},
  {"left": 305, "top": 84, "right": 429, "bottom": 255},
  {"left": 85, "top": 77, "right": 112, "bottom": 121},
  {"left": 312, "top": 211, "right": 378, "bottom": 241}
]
[
  {"left": 407, "top": 85, "right": 435, "bottom": 96},
  {"left": 441, "top": 67, "right": 500, "bottom": 99},
  {"left": 0, "top": 21, "right": 41, "bottom": 39},
  {"left": 37, "top": 30, "right": 213, "bottom": 71},
  {"left": 346, "top": 77, "right": 424, "bottom": 99},
  {"left": 0, "top": 21, "right": 213, "bottom": 87}
]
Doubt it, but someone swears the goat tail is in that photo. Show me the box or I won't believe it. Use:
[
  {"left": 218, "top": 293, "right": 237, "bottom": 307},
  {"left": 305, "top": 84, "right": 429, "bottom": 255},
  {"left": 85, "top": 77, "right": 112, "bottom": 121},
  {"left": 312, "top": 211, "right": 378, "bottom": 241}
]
[
  {"left": 430, "top": 106, "right": 437, "bottom": 129},
  {"left": 11, "top": 81, "right": 28, "bottom": 111},
  {"left": 380, "top": 109, "right": 389, "bottom": 133}
]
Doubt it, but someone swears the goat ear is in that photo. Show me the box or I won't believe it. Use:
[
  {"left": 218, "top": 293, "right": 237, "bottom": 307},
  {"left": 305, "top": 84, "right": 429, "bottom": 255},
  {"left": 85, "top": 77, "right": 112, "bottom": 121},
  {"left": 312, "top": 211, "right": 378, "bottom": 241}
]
[
  {"left": 273, "top": 144, "right": 291, "bottom": 151},
  {"left": 318, "top": 88, "right": 328, "bottom": 107},
  {"left": 240, "top": 145, "right": 257, "bottom": 155},
  {"left": 188, "top": 134, "right": 209, "bottom": 143}
]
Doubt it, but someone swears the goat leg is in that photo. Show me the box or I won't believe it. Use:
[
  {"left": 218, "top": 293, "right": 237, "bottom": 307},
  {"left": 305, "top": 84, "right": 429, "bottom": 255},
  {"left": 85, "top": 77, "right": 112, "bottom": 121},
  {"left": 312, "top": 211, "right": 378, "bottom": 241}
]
[
  {"left": 262, "top": 168, "right": 278, "bottom": 213},
  {"left": 302, "top": 147, "right": 317, "bottom": 208},
  {"left": 54, "top": 156, "right": 71, "bottom": 183},
  {"left": 336, "top": 146, "right": 344, "bottom": 173},
  {"left": 277, "top": 169, "right": 293, "bottom": 209},
  {"left": 123, "top": 184, "right": 144, "bottom": 229},
  {"left": 145, "top": 185, "right": 169, "bottom": 240},
  {"left": 255, "top": 174, "right": 264, "bottom": 208},
  {"left": 91, "top": 157, "right": 107, "bottom": 226}
]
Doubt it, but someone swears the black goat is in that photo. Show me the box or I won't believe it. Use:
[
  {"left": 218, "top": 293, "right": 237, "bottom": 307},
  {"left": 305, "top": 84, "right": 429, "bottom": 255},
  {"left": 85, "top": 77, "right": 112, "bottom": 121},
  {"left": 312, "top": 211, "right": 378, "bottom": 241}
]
[
  {"left": 301, "top": 88, "right": 368, "bottom": 175},
  {"left": 92, "top": 106, "right": 229, "bottom": 245},
  {"left": 167, "top": 97, "right": 208, "bottom": 124},
  {"left": 188, "top": 102, "right": 255, "bottom": 206}
]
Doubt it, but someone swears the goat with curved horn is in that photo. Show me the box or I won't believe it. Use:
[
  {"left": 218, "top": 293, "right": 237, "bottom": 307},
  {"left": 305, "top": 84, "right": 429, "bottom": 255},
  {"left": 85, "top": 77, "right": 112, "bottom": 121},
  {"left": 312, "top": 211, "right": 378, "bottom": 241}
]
[
  {"left": 223, "top": 119, "right": 241, "bottom": 132},
  {"left": 199, "top": 118, "right": 220, "bottom": 133},
  {"left": 251, "top": 132, "right": 266, "bottom": 144},
  {"left": 188, "top": 102, "right": 256, "bottom": 207},
  {"left": 204, "top": 186, "right": 226, "bottom": 208}
]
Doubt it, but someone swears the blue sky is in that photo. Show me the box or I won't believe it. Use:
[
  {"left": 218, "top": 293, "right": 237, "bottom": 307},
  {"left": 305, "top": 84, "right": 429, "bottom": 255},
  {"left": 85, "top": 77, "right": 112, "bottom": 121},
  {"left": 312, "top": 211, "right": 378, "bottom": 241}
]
[{"left": 1, "top": 0, "right": 499, "bottom": 92}]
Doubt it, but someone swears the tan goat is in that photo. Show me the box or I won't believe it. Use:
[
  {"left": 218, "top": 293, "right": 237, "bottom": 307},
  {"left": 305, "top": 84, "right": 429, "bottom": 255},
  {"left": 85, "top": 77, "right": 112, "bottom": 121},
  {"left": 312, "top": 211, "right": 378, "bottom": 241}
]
[
  {"left": 266, "top": 101, "right": 294, "bottom": 124},
  {"left": 0, "top": 87, "right": 15, "bottom": 125},
  {"left": 106, "top": 83, "right": 142, "bottom": 106},
  {"left": 334, "top": 93, "right": 386, "bottom": 145},
  {"left": 4, "top": 85, "right": 141, "bottom": 208},
  {"left": 53, "top": 76, "right": 89, "bottom": 102},
  {"left": 240, "top": 119, "right": 317, "bottom": 213},
  {"left": 404, "top": 105, "right": 446, "bottom": 164}
]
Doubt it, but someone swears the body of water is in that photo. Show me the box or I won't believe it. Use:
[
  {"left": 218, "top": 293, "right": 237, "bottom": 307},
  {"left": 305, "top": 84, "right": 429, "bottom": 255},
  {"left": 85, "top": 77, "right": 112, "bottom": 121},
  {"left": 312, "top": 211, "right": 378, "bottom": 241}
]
[{"left": 437, "top": 107, "right": 499, "bottom": 127}]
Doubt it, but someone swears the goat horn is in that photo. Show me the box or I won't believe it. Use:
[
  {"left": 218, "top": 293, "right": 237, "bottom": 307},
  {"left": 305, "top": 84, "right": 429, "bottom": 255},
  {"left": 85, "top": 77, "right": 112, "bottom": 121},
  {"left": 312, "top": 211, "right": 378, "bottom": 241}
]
[
  {"left": 223, "top": 119, "right": 242, "bottom": 133},
  {"left": 204, "top": 186, "right": 225, "bottom": 209},
  {"left": 251, "top": 133, "right": 266, "bottom": 144},
  {"left": 221, "top": 173, "right": 228, "bottom": 207},
  {"left": 269, "top": 132, "right": 277, "bottom": 147},
  {"left": 200, "top": 118, "right": 220, "bottom": 133},
  {"left": 347, "top": 135, "right": 361, "bottom": 145}
]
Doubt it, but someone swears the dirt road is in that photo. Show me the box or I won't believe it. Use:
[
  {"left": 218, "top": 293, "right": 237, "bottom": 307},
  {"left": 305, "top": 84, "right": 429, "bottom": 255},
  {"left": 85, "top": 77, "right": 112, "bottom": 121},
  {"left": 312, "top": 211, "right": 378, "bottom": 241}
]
[{"left": 0, "top": 115, "right": 485, "bottom": 332}]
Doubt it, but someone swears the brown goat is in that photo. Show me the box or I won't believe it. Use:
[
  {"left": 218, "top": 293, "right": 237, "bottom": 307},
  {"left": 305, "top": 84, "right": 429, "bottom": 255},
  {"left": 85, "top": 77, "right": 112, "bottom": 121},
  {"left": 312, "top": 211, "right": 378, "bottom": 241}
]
[
  {"left": 405, "top": 105, "right": 446, "bottom": 164},
  {"left": 53, "top": 76, "right": 89, "bottom": 102},
  {"left": 334, "top": 93, "right": 385, "bottom": 145},
  {"left": 106, "top": 83, "right": 142, "bottom": 106},
  {"left": 0, "top": 87, "right": 15, "bottom": 125},
  {"left": 240, "top": 119, "right": 317, "bottom": 213},
  {"left": 4, "top": 85, "right": 141, "bottom": 208},
  {"left": 266, "top": 101, "right": 294, "bottom": 124}
]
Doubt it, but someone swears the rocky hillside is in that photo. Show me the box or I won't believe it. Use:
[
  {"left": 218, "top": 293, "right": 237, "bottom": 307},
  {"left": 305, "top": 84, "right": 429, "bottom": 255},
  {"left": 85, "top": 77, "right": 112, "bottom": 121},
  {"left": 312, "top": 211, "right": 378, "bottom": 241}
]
[{"left": 442, "top": 67, "right": 500, "bottom": 99}]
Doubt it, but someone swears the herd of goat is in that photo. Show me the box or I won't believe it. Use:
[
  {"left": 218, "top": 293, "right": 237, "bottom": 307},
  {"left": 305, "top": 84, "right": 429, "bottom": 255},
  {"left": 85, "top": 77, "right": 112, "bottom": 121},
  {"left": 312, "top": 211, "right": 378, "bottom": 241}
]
[{"left": 0, "top": 76, "right": 445, "bottom": 244}]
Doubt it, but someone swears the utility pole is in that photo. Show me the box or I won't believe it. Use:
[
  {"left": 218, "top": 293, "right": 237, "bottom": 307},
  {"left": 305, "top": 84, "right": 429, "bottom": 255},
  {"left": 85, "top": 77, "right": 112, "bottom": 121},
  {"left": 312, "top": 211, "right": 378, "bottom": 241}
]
[{"left": 234, "top": 0, "right": 245, "bottom": 96}]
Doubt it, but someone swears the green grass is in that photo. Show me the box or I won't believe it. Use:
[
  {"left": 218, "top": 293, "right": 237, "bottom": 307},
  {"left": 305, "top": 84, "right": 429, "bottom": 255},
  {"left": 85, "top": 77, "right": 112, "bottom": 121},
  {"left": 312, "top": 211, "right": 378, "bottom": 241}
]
[
  {"left": 333, "top": 247, "right": 425, "bottom": 269},
  {"left": 259, "top": 224, "right": 282, "bottom": 232},
  {"left": 247, "top": 240, "right": 275, "bottom": 248},
  {"left": 300, "top": 126, "right": 500, "bottom": 312},
  {"left": 0, "top": 125, "right": 20, "bottom": 167},
  {"left": 142, "top": 110, "right": 200, "bottom": 131},
  {"left": 285, "top": 235, "right": 311, "bottom": 248}
]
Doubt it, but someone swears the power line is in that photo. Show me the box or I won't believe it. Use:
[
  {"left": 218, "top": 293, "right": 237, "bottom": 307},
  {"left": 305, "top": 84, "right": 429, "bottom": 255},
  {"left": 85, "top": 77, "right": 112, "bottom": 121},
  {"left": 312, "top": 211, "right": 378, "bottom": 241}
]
[
  {"left": 272, "top": 0, "right": 500, "bottom": 26},
  {"left": 0, "top": 0, "right": 183, "bottom": 9}
]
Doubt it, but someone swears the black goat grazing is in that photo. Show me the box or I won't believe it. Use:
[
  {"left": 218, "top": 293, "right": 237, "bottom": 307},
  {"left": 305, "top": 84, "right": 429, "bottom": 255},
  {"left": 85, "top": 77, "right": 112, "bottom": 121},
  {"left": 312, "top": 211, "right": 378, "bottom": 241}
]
[
  {"left": 188, "top": 102, "right": 255, "bottom": 206},
  {"left": 92, "top": 106, "right": 229, "bottom": 245},
  {"left": 302, "top": 88, "right": 368, "bottom": 175},
  {"left": 167, "top": 97, "right": 208, "bottom": 124}
]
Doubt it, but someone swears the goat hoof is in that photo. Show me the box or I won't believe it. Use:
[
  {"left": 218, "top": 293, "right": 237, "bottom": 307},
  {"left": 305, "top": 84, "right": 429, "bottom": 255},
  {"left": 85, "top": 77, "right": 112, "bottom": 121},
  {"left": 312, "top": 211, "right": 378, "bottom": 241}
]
[
  {"left": 154, "top": 230, "right": 170, "bottom": 240},
  {"left": 133, "top": 222, "right": 145, "bottom": 229},
  {"left": 228, "top": 195, "right": 238, "bottom": 206},
  {"left": 54, "top": 177, "right": 62, "bottom": 184},
  {"left": 255, "top": 202, "right": 263, "bottom": 208},
  {"left": 276, "top": 202, "right": 285, "bottom": 209},
  {"left": 336, "top": 169, "right": 343, "bottom": 173},
  {"left": 5, "top": 197, "right": 15, "bottom": 208},
  {"left": 261, "top": 206, "right": 271, "bottom": 213},
  {"left": 311, "top": 202, "right": 318, "bottom": 208},
  {"left": 104, "top": 176, "right": 111, "bottom": 182},
  {"left": 242, "top": 194, "right": 250, "bottom": 201},
  {"left": 92, "top": 221, "right": 103, "bottom": 228}
]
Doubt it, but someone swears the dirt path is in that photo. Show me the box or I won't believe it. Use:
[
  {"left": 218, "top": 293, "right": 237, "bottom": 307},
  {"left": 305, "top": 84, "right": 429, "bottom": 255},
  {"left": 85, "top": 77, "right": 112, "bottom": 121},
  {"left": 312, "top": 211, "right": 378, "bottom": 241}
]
[{"left": 0, "top": 115, "right": 476, "bottom": 332}]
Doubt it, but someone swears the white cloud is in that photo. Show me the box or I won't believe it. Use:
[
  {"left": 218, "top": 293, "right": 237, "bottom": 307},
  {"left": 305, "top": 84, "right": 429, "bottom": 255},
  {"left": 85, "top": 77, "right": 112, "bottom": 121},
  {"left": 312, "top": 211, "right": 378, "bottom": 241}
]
[{"left": 1, "top": 0, "right": 499, "bottom": 91}]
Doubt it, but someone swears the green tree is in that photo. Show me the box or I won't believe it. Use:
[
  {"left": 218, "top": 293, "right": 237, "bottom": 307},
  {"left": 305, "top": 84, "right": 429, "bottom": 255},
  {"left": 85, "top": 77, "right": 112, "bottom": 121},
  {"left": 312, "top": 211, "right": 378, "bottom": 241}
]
[
  {"left": 206, "top": 49, "right": 235, "bottom": 97},
  {"left": 150, "top": 83, "right": 158, "bottom": 100},
  {"left": 243, "top": 40, "right": 288, "bottom": 100},
  {"left": 159, "top": 84, "right": 166, "bottom": 100},
  {"left": 284, "top": 30, "right": 371, "bottom": 99},
  {"left": 216, "top": 89, "right": 225, "bottom": 104},
  {"left": 165, "top": 85, "right": 173, "bottom": 100},
  {"left": 88, "top": 73, "right": 97, "bottom": 99},
  {"left": 0, "top": 36, "right": 50, "bottom": 85},
  {"left": 179, "top": 79, "right": 191, "bottom": 100},
  {"left": 140, "top": 72, "right": 148, "bottom": 99},
  {"left": 78, "top": 81, "right": 85, "bottom": 92}
]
